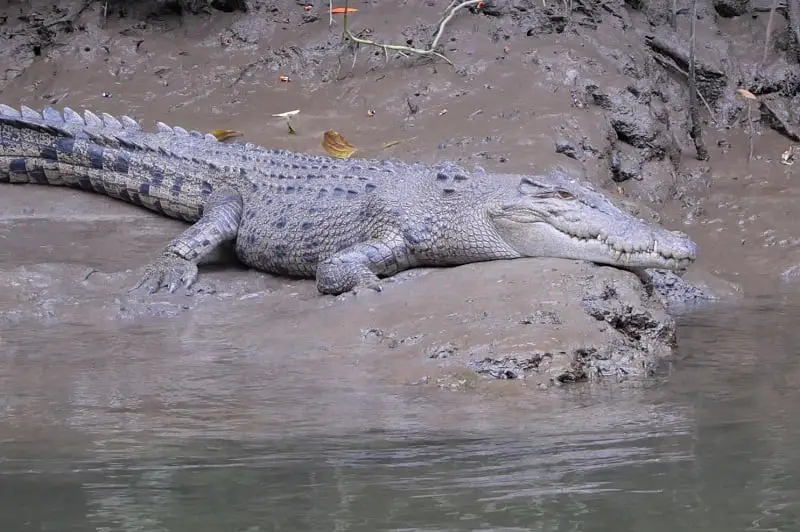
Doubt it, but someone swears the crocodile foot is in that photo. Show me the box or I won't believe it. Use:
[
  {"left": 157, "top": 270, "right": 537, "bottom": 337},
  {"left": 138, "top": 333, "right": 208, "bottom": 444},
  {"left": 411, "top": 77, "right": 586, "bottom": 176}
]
[
  {"left": 130, "top": 254, "right": 199, "bottom": 295},
  {"left": 333, "top": 280, "right": 385, "bottom": 301}
]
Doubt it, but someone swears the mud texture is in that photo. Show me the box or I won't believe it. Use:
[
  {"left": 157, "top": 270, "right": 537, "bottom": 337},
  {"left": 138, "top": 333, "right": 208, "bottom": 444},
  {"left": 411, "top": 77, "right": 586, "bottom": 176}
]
[{"left": 1, "top": 0, "right": 796, "bottom": 388}]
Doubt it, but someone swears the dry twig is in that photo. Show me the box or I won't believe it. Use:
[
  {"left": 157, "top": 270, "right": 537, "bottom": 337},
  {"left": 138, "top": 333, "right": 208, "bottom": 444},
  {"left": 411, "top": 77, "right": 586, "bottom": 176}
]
[
  {"left": 670, "top": 0, "right": 678, "bottom": 30},
  {"left": 341, "top": 0, "right": 483, "bottom": 66},
  {"left": 762, "top": 0, "right": 780, "bottom": 68},
  {"left": 747, "top": 99, "right": 756, "bottom": 162},
  {"left": 688, "top": 0, "right": 709, "bottom": 160},
  {"left": 650, "top": 55, "right": 717, "bottom": 124}
]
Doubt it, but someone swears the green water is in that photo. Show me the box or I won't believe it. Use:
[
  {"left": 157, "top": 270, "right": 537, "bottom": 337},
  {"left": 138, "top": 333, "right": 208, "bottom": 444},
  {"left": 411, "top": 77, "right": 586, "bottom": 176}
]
[{"left": 2, "top": 297, "right": 800, "bottom": 531}]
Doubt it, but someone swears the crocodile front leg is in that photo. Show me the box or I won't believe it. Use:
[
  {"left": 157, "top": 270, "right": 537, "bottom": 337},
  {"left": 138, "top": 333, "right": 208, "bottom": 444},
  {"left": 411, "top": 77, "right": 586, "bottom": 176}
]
[
  {"left": 315, "top": 238, "right": 410, "bottom": 295},
  {"left": 132, "top": 188, "right": 243, "bottom": 294}
]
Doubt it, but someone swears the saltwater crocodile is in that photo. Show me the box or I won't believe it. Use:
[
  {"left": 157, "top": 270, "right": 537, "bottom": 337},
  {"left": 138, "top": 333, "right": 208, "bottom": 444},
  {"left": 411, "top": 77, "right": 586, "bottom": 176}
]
[{"left": 0, "top": 104, "right": 698, "bottom": 296}]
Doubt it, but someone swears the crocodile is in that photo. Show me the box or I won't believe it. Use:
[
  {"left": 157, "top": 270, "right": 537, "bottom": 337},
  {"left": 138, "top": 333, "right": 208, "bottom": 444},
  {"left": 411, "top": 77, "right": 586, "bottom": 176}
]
[{"left": 0, "top": 104, "right": 698, "bottom": 296}]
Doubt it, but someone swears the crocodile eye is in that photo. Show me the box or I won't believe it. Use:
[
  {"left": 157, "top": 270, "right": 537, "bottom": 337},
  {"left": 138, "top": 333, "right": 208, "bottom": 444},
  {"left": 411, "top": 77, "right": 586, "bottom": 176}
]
[{"left": 555, "top": 190, "right": 575, "bottom": 200}]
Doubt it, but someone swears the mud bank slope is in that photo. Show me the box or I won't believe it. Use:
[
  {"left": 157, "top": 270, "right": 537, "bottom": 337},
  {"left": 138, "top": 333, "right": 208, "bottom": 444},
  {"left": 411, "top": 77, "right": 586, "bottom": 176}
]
[{"left": 1, "top": 0, "right": 795, "bottom": 387}]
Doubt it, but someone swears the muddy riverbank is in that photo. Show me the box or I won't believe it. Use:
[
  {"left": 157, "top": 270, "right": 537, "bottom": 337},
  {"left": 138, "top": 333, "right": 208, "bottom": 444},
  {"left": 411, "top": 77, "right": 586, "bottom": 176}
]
[{"left": 0, "top": 0, "right": 797, "bottom": 387}]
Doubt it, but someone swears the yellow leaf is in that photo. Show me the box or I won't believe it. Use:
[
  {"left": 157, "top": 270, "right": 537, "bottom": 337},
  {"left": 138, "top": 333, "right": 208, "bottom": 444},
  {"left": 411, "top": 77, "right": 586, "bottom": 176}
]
[
  {"left": 210, "top": 129, "right": 243, "bottom": 142},
  {"left": 322, "top": 129, "right": 357, "bottom": 159},
  {"left": 736, "top": 88, "right": 758, "bottom": 101}
]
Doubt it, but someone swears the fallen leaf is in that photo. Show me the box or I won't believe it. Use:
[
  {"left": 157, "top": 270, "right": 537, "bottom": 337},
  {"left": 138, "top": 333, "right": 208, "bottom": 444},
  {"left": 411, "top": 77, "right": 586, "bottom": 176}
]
[
  {"left": 322, "top": 129, "right": 357, "bottom": 158},
  {"left": 210, "top": 129, "right": 243, "bottom": 142},
  {"left": 330, "top": 7, "right": 358, "bottom": 14},
  {"left": 736, "top": 88, "right": 758, "bottom": 101},
  {"left": 271, "top": 109, "right": 300, "bottom": 118}
]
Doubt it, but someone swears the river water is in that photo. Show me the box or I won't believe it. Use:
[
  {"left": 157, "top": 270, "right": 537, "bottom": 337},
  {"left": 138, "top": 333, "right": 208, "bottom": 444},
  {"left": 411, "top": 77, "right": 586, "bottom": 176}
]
[{"left": 2, "top": 290, "right": 800, "bottom": 531}]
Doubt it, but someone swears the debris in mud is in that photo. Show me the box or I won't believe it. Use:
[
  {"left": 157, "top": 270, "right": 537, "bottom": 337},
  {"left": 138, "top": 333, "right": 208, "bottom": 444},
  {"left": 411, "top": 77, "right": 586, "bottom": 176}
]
[
  {"left": 519, "top": 310, "right": 562, "bottom": 325},
  {"left": 781, "top": 145, "right": 796, "bottom": 165},
  {"left": 469, "top": 352, "right": 554, "bottom": 380},
  {"left": 712, "top": 0, "right": 750, "bottom": 17},
  {"left": 568, "top": 345, "right": 655, "bottom": 380},
  {"left": 554, "top": 139, "right": 579, "bottom": 160},
  {"left": 582, "top": 281, "right": 677, "bottom": 347},
  {"left": 647, "top": 269, "right": 722, "bottom": 304},
  {"left": 426, "top": 343, "right": 460, "bottom": 359},
  {"left": 271, "top": 110, "right": 299, "bottom": 136},
  {"left": 759, "top": 95, "right": 800, "bottom": 142},
  {"left": 360, "top": 328, "right": 424, "bottom": 349}
]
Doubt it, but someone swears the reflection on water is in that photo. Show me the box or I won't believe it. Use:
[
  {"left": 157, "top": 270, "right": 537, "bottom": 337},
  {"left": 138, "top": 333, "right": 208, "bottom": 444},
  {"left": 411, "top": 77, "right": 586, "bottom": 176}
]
[{"left": 2, "top": 295, "right": 800, "bottom": 531}]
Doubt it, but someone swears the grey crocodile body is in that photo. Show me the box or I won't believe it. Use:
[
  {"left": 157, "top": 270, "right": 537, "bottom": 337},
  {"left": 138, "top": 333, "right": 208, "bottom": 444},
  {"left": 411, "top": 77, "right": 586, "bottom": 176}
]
[{"left": 0, "top": 104, "right": 698, "bottom": 295}]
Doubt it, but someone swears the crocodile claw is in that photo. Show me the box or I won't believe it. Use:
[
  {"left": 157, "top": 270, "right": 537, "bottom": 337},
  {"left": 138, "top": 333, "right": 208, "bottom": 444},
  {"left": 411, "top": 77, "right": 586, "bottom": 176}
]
[{"left": 130, "top": 255, "right": 198, "bottom": 295}]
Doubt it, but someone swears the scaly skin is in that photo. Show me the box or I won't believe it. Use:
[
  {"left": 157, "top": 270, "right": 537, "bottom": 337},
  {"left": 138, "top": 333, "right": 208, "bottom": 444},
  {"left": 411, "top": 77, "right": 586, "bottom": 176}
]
[{"left": 0, "top": 104, "right": 698, "bottom": 295}]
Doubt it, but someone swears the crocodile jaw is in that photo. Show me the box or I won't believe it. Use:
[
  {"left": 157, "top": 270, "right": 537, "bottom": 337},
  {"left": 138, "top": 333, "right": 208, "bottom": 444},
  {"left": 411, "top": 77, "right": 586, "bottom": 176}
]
[
  {"left": 491, "top": 207, "right": 698, "bottom": 271},
  {"left": 487, "top": 171, "right": 699, "bottom": 271}
]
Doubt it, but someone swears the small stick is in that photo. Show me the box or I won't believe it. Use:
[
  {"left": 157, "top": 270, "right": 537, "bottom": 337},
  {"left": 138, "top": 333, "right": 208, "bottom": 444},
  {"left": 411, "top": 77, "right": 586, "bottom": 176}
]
[
  {"left": 342, "top": 0, "right": 484, "bottom": 66},
  {"left": 747, "top": 100, "right": 755, "bottom": 163},
  {"left": 762, "top": 0, "right": 780, "bottom": 67},
  {"left": 688, "top": 0, "right": 709, "bottom": 160},
  {"left": 670, "top": 0, "right": 678, "bottom": 30}
]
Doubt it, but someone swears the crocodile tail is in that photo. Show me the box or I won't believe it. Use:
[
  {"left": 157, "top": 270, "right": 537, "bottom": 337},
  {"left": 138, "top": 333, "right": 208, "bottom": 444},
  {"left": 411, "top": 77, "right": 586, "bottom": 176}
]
[{"left": 0, "top": 104, "right": 208, "bottom": 222}]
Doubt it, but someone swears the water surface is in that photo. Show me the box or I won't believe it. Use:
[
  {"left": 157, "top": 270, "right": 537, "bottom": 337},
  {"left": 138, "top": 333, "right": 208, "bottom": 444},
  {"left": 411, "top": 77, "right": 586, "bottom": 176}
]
[{"left": 2, "top": 294, "right": 800, "bottom": 531}]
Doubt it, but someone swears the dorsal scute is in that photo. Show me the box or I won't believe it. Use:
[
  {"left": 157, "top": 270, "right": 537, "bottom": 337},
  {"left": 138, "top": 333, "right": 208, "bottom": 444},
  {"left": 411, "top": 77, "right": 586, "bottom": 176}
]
[
  {"left": 101, "top": 112, "right": 123, "bottom": 129},
  {"left": 63, "top": 107, "right": 85, "bottom": 125},
  {"left": 0, "top": 104, "right": 22, "bottom": 117},
  {"left": 120, "top": 115, "right": 141, "bottom": 130},
  {"left": 42, "top": 107, "right": 64, "bottom": 122},
  {"left": 20, "top": 105, "right": 42, "bottom": 120},
  {"left": 83, "top": 110, "right": 103, "bottom": 128}
]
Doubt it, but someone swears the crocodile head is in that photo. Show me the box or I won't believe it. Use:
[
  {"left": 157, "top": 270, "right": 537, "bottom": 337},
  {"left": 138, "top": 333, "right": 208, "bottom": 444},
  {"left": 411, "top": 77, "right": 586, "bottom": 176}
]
[{"left": 489, "top": 170, "right": 698, "bottom": 271}]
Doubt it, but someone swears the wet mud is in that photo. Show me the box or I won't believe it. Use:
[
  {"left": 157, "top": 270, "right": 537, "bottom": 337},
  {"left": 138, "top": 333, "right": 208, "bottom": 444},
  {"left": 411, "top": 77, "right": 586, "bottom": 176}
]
[{"left": 0, "top": 0, "right": 796, "bottom": 388}]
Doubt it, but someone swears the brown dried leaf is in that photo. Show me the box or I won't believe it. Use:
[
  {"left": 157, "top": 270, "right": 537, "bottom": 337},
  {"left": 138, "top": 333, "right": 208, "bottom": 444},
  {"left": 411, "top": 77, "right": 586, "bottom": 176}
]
[
  {"left": 322, "top": 129, "right": 357, "bottom": 159},
  {"left": 210, "top": 129, "right": 243, "bottom": 142},
  {"left": 736, "top": 88, "right": 758, "bottom": 101}
]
